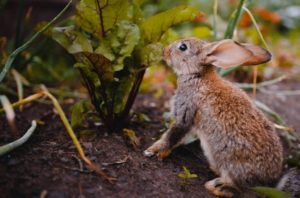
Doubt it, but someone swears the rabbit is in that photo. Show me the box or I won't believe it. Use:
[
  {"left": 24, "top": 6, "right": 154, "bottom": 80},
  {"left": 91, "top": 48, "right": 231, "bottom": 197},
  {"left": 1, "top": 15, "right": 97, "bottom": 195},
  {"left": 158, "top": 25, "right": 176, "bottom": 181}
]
[{"left": 144, "top": 37, "right": 300, "bottom": 197}]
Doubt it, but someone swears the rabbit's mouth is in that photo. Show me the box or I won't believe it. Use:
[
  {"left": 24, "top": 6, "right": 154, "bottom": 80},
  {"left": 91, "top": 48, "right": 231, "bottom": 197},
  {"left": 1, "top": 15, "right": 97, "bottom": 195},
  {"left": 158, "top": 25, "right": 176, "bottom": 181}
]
[{"left": 163, "top": 45, "right": 172, "bottom": 66}]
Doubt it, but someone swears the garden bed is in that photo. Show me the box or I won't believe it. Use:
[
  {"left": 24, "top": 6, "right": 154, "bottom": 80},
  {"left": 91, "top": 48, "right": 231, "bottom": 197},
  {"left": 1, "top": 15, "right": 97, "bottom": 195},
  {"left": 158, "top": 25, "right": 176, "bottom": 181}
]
[{"left": 0, "top": 80, "right": 300, "bottom": 198}]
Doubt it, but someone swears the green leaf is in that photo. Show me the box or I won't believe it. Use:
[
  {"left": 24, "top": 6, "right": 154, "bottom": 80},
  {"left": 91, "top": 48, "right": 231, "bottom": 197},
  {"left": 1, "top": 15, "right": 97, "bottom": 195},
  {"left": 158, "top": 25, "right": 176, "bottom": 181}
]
[
  {"left": 74, "top": 0, "right": 129, "bottom": 38},
  {"left": 81, "top": 52, "right": 114, "bottom": 81},
  {"left": 130, "top": 0, "right": 144, "bottom": 25},
  {"left": 141, "top": 5, "right": 200, "bottom": 42},
  {"left": 97, "top": 21, "right": 140, "bottom": 71},
  {"left": 178, "top": 166, "right": 198, "bottom": 179},
  {"left": 140, "top": 42, "right": 163, "bottom": 66},
  {"left": 71, "top": 99, "right": 92, "bottom": 128},
  {"left": 224, "top": 0, "right": 246, "bottom": 39},
  {"left": 123, "top": 128, "right": 140, "bottom": 149},
  {"left": 52, "top": 26, "right": 93, "bottom": 54},
  {"left": 252, "top": 187, "right": 290, "bottom": 198},
  {"left": 110, "top": 74, "right": 135, "bottom": 113}
]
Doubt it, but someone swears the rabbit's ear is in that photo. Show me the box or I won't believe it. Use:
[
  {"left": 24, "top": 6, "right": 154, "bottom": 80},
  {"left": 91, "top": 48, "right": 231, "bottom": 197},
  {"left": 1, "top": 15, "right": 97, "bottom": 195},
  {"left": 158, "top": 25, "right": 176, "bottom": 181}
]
[
  {"left": 203, "top": 39, "right": 271, "bottom": 69},
  {"left": 240, "top": 43, "right": 271, "bottom": 65}
]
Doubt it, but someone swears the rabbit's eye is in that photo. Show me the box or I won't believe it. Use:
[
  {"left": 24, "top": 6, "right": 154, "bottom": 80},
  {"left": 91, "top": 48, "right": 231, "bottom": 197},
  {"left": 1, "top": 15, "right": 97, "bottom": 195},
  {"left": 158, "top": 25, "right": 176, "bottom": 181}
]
[{"left": 179, "top": 43, "right": 188, "bottom": 51}]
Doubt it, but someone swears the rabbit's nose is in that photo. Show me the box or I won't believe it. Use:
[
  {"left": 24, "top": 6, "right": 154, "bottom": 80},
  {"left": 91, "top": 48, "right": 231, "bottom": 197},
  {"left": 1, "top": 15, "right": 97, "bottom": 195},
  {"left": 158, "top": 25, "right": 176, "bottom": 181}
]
[{"left": 163, "top": 46, "right": 171, "bottom": 60}]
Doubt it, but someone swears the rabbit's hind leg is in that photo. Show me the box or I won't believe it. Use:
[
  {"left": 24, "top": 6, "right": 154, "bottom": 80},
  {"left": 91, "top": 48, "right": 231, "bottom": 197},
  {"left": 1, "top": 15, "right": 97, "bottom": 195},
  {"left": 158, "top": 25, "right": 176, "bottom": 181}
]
[{"left": 205, "top": 177, "right": 240, "bottom": 198}]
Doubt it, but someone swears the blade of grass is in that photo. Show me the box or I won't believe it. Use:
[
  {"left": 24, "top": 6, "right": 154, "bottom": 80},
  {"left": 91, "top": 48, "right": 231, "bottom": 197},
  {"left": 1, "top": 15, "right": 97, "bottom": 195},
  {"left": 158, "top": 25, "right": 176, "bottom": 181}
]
[
  {"left": 219, "top": 0, "right": 246, "bottom": 76},
  {"left": 11, "top": 69, "right": 24, "bottom": 111},
  {"left": 242, "top": 6, "right": 269, "bottom": 50},
  {"left": 0, "top": 0, "right": 72, "bottom": 82},
  {"left": 235, "top": 75, "right": 287, "bottom": 90},
  {"left": 252, "top": 66, "right": 258, "bottom": 97},
  {"left": 255, "top": 100, "right": 300, "bottom": 146},
  {"left": 0, "top": 120, "right": 37, "bottom": 156},
  {"left": 255, "top": 100, "right": 284, "bottom": 125},
  {"left": 212, "top": 0, "right": 219, "bottom": 39},
  {"left": 242, "top": 6, "right": 276, "bottom": 94},
  {"left": 0, "top": 95, "right": 17, "bottom": 135},
  {"left": 221, "top": 4, "right": 271, "bottom": 77},
  {"left": 252, "top": 186, "right": 290, "bottom": 198},
  {"left": 224, "top": 0, "right": 246, "bottom": 39}
]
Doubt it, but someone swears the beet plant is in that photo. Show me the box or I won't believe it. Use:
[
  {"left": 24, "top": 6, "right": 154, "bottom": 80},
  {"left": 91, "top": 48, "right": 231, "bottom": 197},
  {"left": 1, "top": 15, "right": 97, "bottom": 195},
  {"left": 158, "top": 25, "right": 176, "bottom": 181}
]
[{"left": 52, "top": 0, "right": 201, "bottom": 132}]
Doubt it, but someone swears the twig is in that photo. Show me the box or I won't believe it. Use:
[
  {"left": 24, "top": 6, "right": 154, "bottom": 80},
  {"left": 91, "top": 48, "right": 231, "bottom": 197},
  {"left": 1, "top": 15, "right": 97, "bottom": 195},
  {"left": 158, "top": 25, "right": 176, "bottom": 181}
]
[
  {"left": 72, "top": 155, "right": 84, "bottom": 172},
  {"left": 102, "top": 155, "right": 130, "bottom": 166},
  {"left": 95, "top": 0, "right": 106, "bottom": 37},
  {"left": 235, "top": 75, "right": 287, "bottom": 90},
  {"left": 60, "top": 165, "right": 91, "bottom": 173},
  {"left": 259, "top": 88, "right": 300, "bottom": 96},
  {"left": 40, "top": 85, "right": 116, "bottom": 183},
  {"left": 0, "top": 95, "right": 17, "bottom": 135},
  {"left": 0, "top": 120, "right": 37, "bottom": 156}
]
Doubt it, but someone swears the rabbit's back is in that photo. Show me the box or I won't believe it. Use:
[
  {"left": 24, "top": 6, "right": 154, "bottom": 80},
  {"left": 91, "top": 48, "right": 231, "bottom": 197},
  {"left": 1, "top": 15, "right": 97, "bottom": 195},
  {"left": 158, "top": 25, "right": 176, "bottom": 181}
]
[{"left": 181, "top": 72, "right": 283, "bottom": 187}]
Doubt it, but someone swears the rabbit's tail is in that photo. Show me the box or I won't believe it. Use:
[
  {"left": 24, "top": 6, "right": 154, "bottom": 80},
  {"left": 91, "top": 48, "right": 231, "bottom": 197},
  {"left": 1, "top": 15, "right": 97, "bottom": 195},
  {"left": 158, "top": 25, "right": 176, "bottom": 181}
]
[{"left": 276, "top": 168, "right": 300, "bottom": 198}]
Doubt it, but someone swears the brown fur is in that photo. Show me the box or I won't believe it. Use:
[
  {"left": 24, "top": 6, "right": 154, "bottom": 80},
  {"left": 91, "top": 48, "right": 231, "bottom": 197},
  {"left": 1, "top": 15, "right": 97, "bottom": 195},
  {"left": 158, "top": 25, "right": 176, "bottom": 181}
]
[{"left": 144, "top": 38, "right": 286, "bottom": 197}]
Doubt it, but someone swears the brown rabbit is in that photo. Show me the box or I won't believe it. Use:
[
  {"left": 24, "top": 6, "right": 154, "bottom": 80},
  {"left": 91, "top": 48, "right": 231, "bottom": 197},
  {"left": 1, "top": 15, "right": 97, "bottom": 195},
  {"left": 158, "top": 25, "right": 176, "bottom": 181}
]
[{"left": 144, "top": 38, "right": 300, "bottom": 197}]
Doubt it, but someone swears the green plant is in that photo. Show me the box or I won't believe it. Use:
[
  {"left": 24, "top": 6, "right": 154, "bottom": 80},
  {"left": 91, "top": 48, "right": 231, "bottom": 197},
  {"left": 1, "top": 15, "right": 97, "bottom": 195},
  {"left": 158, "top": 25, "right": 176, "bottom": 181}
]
[
  {"left": 178, "top": 166, "right": 198, "bottom": 188},
  {"left": 252, "top": 187, "right": 290, "bottom": 198},
  {"left": 52, "top": 0, "right": 201, "bottom": 132},
  {"left": 0, "top": 1, "right": 73, "bottom": 82}
]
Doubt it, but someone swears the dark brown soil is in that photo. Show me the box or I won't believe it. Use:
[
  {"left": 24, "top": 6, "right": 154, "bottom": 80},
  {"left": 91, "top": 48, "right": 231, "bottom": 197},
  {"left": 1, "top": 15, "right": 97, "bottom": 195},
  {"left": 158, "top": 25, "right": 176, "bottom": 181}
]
[{"left": 0, "top": 80, "right": 300, "bottom": 198}]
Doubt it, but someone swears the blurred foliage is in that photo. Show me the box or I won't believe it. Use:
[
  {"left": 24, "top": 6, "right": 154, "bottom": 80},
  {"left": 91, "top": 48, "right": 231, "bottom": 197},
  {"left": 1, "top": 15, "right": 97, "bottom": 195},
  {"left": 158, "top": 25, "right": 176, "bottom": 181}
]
[
  {"left": 252, "top": 186, "right": 289, "bottom": 198},
  {"left": 140, "top": 0, "right": 300, "bottom": 95},
  {"left": 52, "top": 0, "right": 201, "bottom": 132},
  {"left": 0, "top": 3, "right": 76, "bottom": 87}
]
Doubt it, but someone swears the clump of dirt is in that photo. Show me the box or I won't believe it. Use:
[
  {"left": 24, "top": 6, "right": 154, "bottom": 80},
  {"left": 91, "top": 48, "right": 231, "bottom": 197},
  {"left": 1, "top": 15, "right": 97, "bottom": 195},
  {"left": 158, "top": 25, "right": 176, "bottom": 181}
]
[{"left": 0, "top": 80, "right": 300, "bottom": 198}]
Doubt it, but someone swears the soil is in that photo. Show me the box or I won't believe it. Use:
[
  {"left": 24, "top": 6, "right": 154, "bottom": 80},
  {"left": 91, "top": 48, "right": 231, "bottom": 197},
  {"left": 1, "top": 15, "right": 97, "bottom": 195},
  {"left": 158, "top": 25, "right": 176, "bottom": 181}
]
[{"left": 1, "top": 79, "right": 300, "bottom": 198}]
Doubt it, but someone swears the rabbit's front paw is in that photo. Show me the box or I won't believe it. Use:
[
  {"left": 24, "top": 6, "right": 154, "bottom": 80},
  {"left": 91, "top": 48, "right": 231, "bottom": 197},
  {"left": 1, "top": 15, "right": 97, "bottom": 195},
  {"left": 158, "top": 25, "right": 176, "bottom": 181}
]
[
  {"left": 205, "top": 178, "right": 240, "bottom": 198},
  {"left": 143, "top": 140, "right": 171, "bottom": 159}
]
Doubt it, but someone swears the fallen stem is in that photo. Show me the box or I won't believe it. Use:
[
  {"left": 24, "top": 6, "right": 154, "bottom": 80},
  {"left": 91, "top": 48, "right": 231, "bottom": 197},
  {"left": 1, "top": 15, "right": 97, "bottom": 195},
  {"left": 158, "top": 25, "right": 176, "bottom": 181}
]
[
  {"left": 11, "top": 69, "right": 24, "bottom": 111},
  {"left": 259, "top": 88, "right": 300, "bottom": 96},
  {"left": 0, "top": 92, "right": 45, "bottom": 113},
  {"left": 0, "top": 95, "right": 17, "bottom": 135},
  {"left": 235, "top": 75, "right": 287, "bottom": 90},
  {"left": 0, "top": 120, "right": 37, "bottom": 156},
  {"left": 0, "top": 88, "right": 115, "bottom": 183},
  {"left": 40, "top": 85, "right": 116, "bottom": 183}
]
